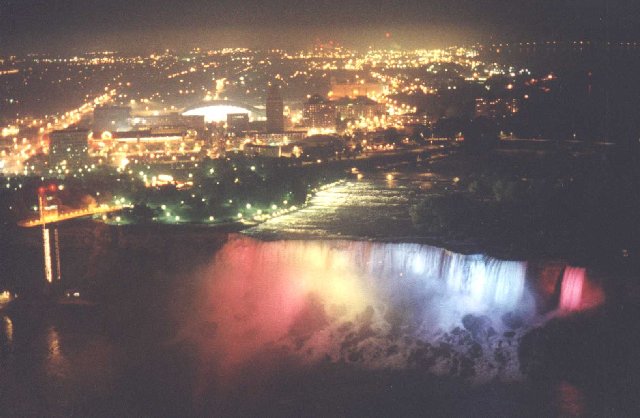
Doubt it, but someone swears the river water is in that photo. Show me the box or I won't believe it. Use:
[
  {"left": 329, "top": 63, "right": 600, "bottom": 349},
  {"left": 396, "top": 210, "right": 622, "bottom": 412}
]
[
  {"left": 247, "top": 168, "right": 451, "bottom": 241},
  {"left": 0, "top": 165, "right": 638, "bottom": 416}
]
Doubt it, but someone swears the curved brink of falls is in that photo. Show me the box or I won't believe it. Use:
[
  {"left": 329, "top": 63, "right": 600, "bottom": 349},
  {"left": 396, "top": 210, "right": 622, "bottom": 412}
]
[{"left": 183, "top": 235, "right": 602, "bottom": 385}]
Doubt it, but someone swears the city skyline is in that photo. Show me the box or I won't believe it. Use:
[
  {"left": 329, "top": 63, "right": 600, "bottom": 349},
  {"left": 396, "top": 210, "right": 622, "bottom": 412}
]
[
  {"left": 1, "top": 2, "right": 639, "bottom": 415},
  {"left": 2, "top": 0, "right": 640, "bottom": 53}
]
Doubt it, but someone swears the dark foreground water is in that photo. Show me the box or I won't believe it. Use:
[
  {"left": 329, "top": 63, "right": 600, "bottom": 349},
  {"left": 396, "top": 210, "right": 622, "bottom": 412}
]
[{"left": 1, "top": 170, "right": 639, "bottom": 416}]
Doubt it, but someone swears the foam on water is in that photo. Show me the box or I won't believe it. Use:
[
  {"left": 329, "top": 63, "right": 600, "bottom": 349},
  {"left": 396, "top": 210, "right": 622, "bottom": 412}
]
[{"left": 184, "top": 236, "right": 551, "bottom": 384}]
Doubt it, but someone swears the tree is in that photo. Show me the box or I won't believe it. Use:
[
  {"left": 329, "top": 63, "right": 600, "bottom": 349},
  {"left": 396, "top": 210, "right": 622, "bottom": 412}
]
[
  {"left": 383, "top": 127, "right": 402, "bottom": 145},
  {"left": 462, "top": 117, "right": 499, "bottom": 152},
  {"left": 130, "top": 203, "right": 156, "bottom": 223},
  {"left": 434, "top": 117, "right": 465, "bottom": 139}
]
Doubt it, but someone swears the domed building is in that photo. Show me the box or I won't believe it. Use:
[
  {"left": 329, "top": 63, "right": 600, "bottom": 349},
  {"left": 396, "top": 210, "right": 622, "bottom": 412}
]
[{"left": 182, "top": 99, "right": 265, "bottom": 123}]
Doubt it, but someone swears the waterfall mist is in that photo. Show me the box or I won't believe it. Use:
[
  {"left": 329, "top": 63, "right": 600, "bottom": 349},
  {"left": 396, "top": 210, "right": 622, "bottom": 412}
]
[{"left": 180, "top": 235, "right": 604, "bottom": 388}]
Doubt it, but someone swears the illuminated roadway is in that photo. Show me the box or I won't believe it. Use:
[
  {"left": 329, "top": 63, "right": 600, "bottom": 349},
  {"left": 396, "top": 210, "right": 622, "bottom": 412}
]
[{"left": 18, "top": 205, "right": 124, "bottom": 228}]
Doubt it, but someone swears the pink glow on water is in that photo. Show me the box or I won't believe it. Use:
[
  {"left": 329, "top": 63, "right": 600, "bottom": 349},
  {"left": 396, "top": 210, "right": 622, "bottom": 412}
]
[
  {"left": 554, "top": 381, "right": 586, "bottom": 417},
  {"left": 187, "top": 237, "right": 372, "bottom": 381}
]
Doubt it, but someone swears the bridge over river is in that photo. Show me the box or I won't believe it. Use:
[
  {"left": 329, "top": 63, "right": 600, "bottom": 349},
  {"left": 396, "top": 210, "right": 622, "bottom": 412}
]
[{"left": 18, "top": 185, "right": 124, "bottom": 283}]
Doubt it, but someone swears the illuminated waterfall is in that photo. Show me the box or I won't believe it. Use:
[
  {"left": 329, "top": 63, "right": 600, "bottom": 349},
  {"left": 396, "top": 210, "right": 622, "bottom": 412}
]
[
  {"left": 559, "top": 267, "right": 585, "bottom": 311},
  {"left": 440, "top": 253, "right": 527, "bottom": 310},
  {"left": 233, "top": 239, "right": 530, "bottom": 313},
  {"left": 197, "top": 236, "right": 533, "bottom": 353},
  {"left": 185, "top": 236, "right": 608, "bottom": 384}
]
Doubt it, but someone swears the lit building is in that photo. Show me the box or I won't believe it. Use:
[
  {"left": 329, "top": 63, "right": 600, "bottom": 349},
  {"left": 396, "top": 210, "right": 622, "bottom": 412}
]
[
  {"left": 89, "top": 129, "right": 201, "bottom": 165},
  {"left": 334, "top": 96, "right": 386, "bottom": 122},
  {"left": 295, "top": 134, "right": 343, "bottom": 161},
  {"left": 266, "top": 84, "right": 284, "bottom": 133},
  {"left": 107, "top": 129, "right": 188, "bottom": 144},
  {"left": 329, "top": 79, "right": 383, "bottom": 99},
  {"left": 49, "top": 128, "right": 90, "bottom": 168},
  {"left": 248, "top": 130, "right": 307, "bottom": 145},
  {"left": 475, "top": 98, "right": 519, "bottom": 119},
  {"left": 227, "top": 113, "right": 250, "bottom": 135},
  {"left": 131, "top": 113, "right": 205, "bottom": 135},
  {"left": 182, "top": 100, "right": 263, "bottom": 123},
  {"left": 303, "top": 95, "right": 336, "bottom": 129},
  {"left": 243, "top": 143, "right": 299, "bottom": 158},
  {"left": 93, "top": 105, "right": 131, "bottom": 132}
]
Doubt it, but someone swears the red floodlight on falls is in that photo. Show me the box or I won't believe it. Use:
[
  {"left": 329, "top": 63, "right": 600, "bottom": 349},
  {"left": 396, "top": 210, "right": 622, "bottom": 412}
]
[
  {"left": 48, "top": 184, "right": 58, "bottom": 193},
  {"left": 38, "top": 186, "right": 46, "bottom": 196}
]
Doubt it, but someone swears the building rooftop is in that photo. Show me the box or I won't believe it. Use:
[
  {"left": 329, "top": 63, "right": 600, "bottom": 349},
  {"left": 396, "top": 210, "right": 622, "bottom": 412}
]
[
  {"left": 333, "top": 96, "right": 379, "bottom": 105},
  {"left": 306, "top": 94, "right": 330, "bottom": 105}
]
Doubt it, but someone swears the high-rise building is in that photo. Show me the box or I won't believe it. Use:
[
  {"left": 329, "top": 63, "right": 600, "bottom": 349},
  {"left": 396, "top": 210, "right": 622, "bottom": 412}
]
[
  {"left": 266, "top": 84, "right": 284, "bottom": 133},
  {"left": 227, "top": 113, "right": 250, "bottom": 135},
  {"left": 49, "top": 128, "right": 90, "bottom": 168},
  {"left": 303, "top": 95, "right": 336, "bottom": 129}
]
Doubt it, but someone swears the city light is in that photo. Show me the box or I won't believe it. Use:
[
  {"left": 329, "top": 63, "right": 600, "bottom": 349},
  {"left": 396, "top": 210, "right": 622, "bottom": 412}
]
[
  {"left": 0, "top": 3, "right": 636, "bottom": 416},
  {"left": 183, "top": 104, "right": 254, "bottom": 123}
]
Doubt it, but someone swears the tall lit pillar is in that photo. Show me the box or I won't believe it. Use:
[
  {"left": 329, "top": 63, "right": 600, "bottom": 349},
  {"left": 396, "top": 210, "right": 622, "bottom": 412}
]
[
  {"left": 54, "top": 226, "right": 61, "bottom": 281},
  {"left": 42, "top": 227, "right": 53, "bottom": 283},
  {"left": 38, "top": 191, "right": 53, "bottom": 283},
  {"left": 38, "top": 185, "right": 59, "bottom": 284}
]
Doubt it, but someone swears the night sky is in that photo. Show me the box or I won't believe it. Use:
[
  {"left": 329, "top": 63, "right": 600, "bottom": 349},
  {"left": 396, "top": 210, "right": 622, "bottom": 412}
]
[{"left": 1, "top": 0, "right": 639, "bottom": 52}]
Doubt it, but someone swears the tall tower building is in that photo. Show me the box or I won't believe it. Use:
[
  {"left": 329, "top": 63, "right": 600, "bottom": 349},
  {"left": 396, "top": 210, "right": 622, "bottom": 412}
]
[
  {"left": 49, "top": 128, "right": 90, "bottom": 169},
  {"left": 266, "top": 84, "right": 284, "bottom": 133},
  {"left": 303, "top": 94, "right": 336, "bottom": 129}
]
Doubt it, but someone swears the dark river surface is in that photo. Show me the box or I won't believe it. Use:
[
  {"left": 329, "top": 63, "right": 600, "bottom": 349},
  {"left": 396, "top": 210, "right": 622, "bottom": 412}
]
[{"left": 1, "top": 162, "right": 639, "bottom": 417}]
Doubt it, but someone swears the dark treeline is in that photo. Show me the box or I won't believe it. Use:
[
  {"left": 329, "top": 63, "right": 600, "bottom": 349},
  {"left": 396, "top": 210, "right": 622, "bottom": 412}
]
[{"left": 411, "top": 147, "right": 640, "bottom": 273}]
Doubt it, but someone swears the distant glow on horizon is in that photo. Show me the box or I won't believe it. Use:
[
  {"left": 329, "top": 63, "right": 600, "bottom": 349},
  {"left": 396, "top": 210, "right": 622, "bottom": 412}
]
[{"left": 183, "top": 105, "right": 252, "bottom": 123}]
